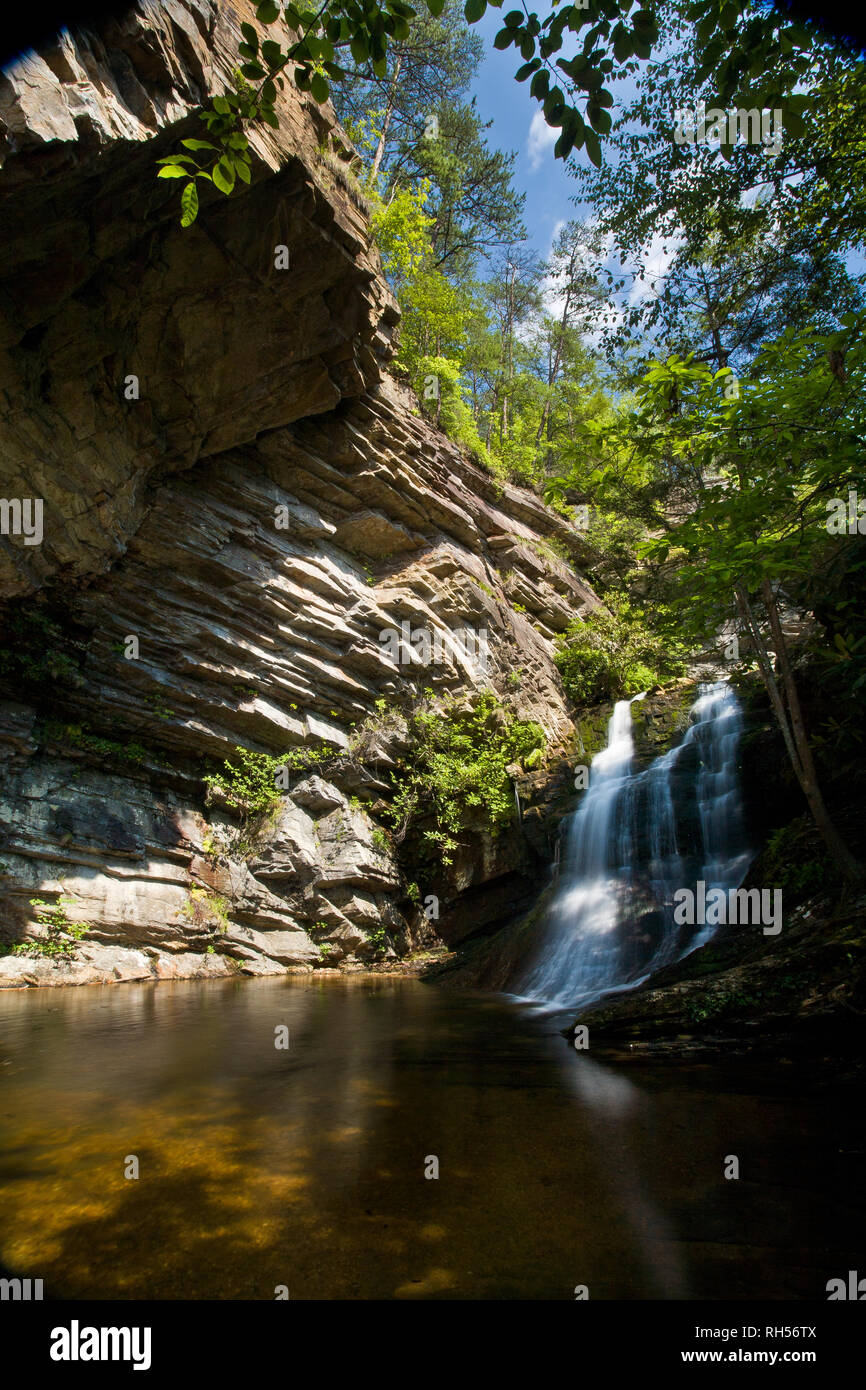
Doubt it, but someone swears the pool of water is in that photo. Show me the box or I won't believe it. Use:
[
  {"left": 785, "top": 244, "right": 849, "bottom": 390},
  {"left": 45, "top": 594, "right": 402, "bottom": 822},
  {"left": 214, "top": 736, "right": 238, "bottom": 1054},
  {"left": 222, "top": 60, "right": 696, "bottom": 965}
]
[{"left": 0, "top": 975, "right": 862, "bottom": 1299}]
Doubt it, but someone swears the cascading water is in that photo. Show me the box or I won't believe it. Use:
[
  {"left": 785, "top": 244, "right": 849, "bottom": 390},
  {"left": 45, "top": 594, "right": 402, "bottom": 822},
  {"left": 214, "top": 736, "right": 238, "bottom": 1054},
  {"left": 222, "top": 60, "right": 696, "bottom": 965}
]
[{"left": 513, "top": 680, "right": 751, "bottom": 1009}]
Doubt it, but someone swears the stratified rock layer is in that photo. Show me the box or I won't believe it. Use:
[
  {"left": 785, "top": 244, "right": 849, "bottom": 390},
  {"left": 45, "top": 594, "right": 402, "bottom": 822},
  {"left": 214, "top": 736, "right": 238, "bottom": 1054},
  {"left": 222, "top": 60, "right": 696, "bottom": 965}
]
[{"left": 0, "top": 0, "right": 601, "bottom": 984}]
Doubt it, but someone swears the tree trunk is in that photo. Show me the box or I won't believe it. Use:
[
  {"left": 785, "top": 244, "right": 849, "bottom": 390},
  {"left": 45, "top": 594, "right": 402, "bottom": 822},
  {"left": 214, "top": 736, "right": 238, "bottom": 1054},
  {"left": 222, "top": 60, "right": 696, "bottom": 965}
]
[
  {"left": 369, "top": 53, "right": 403, "bottom": 183},
  {"left": 535, "top": 277, "right": 572, "bottom": 446},
  {"left": 759, "top": 579, "right": 862, "bottom": 879},
  {"left": 735, "top": 584, "right": 802, "bottom": 778}
]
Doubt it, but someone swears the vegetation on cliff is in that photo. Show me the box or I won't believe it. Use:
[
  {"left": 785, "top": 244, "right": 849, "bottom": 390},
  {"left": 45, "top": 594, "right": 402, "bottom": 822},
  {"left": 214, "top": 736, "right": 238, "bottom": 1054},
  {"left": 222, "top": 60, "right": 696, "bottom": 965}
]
[{"left": 383, "top": 690, "right": 546, "bottom": 862}]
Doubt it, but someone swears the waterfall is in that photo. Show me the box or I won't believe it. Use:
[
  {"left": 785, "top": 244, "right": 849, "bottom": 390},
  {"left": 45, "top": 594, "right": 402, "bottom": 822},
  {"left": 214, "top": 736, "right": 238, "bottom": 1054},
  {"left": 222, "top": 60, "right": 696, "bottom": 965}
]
[{"left": 513, "top": 681, "right": 751, "bottom": 1009}]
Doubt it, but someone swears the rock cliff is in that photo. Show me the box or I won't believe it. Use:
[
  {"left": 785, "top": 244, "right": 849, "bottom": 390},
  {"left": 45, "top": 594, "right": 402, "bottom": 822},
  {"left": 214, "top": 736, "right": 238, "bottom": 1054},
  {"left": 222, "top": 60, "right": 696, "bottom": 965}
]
[{"left": 0, "top": 0, "right": 601, "bottom": 985}]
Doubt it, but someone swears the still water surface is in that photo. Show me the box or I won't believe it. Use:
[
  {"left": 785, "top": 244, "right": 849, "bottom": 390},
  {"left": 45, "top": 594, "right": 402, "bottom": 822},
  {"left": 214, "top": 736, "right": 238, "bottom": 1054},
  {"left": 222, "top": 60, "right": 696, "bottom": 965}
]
[{"left": 0, "top": 976, "right": 861, "bottom": 1299}]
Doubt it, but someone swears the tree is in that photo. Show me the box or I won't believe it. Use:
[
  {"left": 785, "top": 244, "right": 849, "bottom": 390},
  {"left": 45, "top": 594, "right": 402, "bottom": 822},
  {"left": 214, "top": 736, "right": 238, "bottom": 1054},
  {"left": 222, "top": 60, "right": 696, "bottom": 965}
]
[
  {"left": 568, "top": 1, "right": 866, "bottom": 297},
  {"left": 533, "top": 220, "right": 607, "bottom": 455},
  {"left": 625, "top": 318, "right": 866, "bottom": 879},
  {"left": 158, "top": 1, "right": 864, "bottom": 226},
  {"left": 396, "top": 99, "right": 526, "bottom": 271},
  {"left": 331, "top": 0, "right": 482, "bottom": 182}
]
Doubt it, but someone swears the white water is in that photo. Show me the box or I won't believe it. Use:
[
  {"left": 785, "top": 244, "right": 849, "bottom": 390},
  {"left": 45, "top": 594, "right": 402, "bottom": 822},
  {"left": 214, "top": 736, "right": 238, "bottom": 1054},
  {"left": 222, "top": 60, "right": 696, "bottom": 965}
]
[{"left": 513, "top": 681, "right": 751, "bottom": 1009}]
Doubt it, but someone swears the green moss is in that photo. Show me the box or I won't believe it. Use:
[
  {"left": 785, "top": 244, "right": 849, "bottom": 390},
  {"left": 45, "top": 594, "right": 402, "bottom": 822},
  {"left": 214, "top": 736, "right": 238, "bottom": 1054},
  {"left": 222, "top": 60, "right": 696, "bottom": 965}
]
[
  {"left": 144, "top": 692, "right": 176, "bottom": 721},
  {"left": 573, "top": 705, "right": 612, "bottom": 765},
  {"left": 685, "top": 988, "right": 761, "bottom": 1024},
  {"left": 43, "top": 720, "right": 159, "bottom": 767}
]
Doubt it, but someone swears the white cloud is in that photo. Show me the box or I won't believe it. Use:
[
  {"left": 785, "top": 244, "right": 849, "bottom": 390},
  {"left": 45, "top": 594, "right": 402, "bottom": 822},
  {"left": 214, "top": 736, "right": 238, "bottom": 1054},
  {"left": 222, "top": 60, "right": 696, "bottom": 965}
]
[
  {"left": 626, "top": 229, "right": 681, "bottom": 307},
  {"left": 527, "top": 110, "right": 557, "bottom": 171},
  {"left": 547, "top": 219, "right": 566, "bottom": 257}
]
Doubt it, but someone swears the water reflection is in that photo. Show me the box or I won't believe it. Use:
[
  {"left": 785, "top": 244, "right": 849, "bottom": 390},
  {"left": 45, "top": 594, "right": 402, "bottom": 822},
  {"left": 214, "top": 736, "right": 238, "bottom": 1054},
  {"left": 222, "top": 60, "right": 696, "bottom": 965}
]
[{"left": 0, "top": 977, "right": 861, "bottom": 1300}]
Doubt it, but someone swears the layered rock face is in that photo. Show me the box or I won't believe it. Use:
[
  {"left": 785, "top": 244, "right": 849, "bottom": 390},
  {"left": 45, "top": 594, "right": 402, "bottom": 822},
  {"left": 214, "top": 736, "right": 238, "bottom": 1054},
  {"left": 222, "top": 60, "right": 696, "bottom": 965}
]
[{"left": 0, "top": 0, "right": 600, "bottom": 985}]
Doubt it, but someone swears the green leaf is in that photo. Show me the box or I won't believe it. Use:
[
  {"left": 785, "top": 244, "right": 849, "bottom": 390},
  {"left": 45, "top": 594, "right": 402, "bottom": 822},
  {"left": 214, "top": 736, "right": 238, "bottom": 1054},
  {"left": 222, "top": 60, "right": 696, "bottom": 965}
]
[
  {"left": 504, "top": 8, "right": 522, "bottom": 26},
  {"left": 584, "top": 126, "right": 602, "bottom": 167},
  {"left": 234, "top": 157, "right": 252, "bottom": 184},
  {"left": 180, "top": 180, "right": 199, "bottom": 228},
  {"left": 587, "top": 105, "right": 611, "bottom": 135},
  {"left": 212, "top": 158, "right": 236, "bottom": 195},
  {"left": 240, "top": 22, "right": 259, "bottom": 52},
  {"left": 156, "top": 153, "right": 195, "bottom": 166},
  {"left": 261, "top": 39, "right": 283, "bottom": 67},
  {"left": 426, "top": 0, "right": 447, "bottom": 14},
  {"left": 181, "top": 139, "right": 218, "bottom": 151},
  {"left": 310, "top": 72, "right": 329, "bottom": 103},
  {"left": 493, "top": 26, "right": 514, "bottom": 49},
  {"left": 612, "top": 20, "right": 632, "bottom": 63},
  {"left": 241, "top": 62, "right": 267, "bottom": 80},
  {"left": 464, "top": 0, "right": 486, "bottom": 20},
  {"left": 256, "top": 1, "right": 280, "bottom": 22},
  {"left": 212, "top": 96, "right": 231, "bottom": 114},
  {"left": 158, "top": 165, "right": 190, "bottom": 179},
  {"left": 782, "top": 105, "right": 805, "bottom": 140}
]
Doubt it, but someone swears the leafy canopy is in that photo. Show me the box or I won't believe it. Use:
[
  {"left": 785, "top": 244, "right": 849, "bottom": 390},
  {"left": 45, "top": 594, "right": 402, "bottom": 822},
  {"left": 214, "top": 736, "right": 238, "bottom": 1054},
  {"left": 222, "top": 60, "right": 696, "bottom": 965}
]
[{"left": 160, "top": 1, "right": 840, "bottom": 223}]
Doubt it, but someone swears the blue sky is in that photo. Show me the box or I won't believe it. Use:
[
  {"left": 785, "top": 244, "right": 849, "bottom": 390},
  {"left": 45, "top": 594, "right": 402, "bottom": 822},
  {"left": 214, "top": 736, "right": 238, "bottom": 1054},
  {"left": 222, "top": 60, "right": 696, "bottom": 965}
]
[{"left": 469, "top": 11, "right": 579, "bottom": 261}]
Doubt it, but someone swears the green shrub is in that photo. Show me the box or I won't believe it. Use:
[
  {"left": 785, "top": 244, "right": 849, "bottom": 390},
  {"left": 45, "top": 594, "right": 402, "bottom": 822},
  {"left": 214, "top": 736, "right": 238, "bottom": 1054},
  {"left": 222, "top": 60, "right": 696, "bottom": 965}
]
[
  {"left": 384, "top": 692, "right": 546, "bottom": 866},
  {"left": 204, "top": 748, "right": 286, "bottom": 816},
  {"left": 0, "top": 605, "right": 84, "bottom": 688},
  {"left": 554, "top": 596, "right": 684, "bottom": 706},
  {"left": 0, "top": 896, "right": 89, "bottom": 959},
  {"left": 365, "top": 922, "right": 388, "bottom": 955},
  {"left": 761, "top": 817, "right": 834, "bottom": 904},
  {"left": 182, "top": 886, "right": 231, "bottom": 933},
  {"left": 204, "top": 743, "right": 335, "bottom": 817},
  {"left": 370, "top": 826, "right": 390, "bottom": 856}
]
